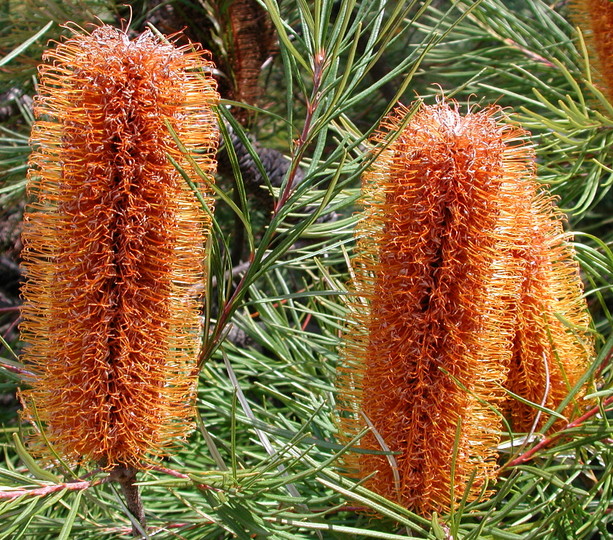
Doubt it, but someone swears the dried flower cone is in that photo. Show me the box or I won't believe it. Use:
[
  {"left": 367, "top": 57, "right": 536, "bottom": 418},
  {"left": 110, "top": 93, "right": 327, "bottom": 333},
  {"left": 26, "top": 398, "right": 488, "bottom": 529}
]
[
  {"left": 227, "top": 0, "right": 275, "bottom": 125},
  {"left": 504, "top": 190, "right": 594, "bottom": 433},
  {"left": 337, "top": 102, "right": 532, "bottom": 514},
  {"left": 20, "top": 25, "right": 219, "bottom": 468},
  {"left": 570, "top": 0, "right": 613, "bottom": 103}
]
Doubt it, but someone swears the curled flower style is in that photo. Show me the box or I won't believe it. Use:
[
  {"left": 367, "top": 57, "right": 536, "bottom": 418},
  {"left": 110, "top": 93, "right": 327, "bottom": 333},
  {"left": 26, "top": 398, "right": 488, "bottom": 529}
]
[
  {"left": 20, "top": 25, "right": 219, "bottom": 469},
  {"left": 337, "top": 101, "right": 593, "bottom": 514}
]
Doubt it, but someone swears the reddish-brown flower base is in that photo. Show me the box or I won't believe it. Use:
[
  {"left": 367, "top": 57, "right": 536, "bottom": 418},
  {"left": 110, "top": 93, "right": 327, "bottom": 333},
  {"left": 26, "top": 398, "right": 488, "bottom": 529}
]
[{"left": 20, "top": 25, "right": 219, "bottom": 468}]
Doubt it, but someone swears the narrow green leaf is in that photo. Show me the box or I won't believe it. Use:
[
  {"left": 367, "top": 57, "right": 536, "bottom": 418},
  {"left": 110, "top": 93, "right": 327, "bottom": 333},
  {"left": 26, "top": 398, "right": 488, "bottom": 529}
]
[
  {"left": 0, "top": 21, "right": 53, "bottom": 67},
  {"left": 56, "top": 490, "right": 83, "bottom": 540},
  {"left": 12, "top": 433, "right": 58, "bottom": 483}
]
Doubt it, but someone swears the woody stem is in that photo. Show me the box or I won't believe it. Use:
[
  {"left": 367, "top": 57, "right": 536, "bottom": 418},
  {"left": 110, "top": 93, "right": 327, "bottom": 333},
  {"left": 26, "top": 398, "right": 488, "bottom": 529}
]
[{"left": 111, "top": 464, "right": 145, "bottom": 536}]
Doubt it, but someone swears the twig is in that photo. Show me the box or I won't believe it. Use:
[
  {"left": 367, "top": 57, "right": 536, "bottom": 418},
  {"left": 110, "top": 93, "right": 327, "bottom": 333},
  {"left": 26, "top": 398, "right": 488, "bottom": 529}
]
[
  {"left": 1, "top": 315, "right": 21, "bottom": 344},
  {"left": 0, "top": 479, "right": 101, "bottom": 500},
  {"left": 274, "top": 49, "right": 326, "bottom": 213},
  {"left": 197, "top": 51, "right": 328, "bottom": 368},
  {"left": 501, "top": 38, "right": 555, "bottom": 68},
  {"left": 0, "top": 358, "right": 34, "bottom": 378},
  {"left": 146, "top": 465, "right": 189, "bottom": 479},
  {"left": 507, "top": 395, "right": 613, "bottom": 467}
]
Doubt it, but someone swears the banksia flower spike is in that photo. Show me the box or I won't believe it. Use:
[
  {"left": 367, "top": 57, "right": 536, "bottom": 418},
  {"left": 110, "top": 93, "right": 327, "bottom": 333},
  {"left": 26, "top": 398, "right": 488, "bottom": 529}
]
[
  {"left": 337, "top": 101, "right": 530, "bottom": 514},
  {"left": 226, "top": 0, "right": 275, "bottom": 125},
  {"left": 570, "top": 0, "right": 613, "bottom": 103},
  {"left": 336, "top": 100, "right": 593, "bottom": 515},
  {"left": 503, "top": 188, "right": 594, "bottom": 433},
  {"left": 20, "top": 25, "right": 219, "bottom": 470}
]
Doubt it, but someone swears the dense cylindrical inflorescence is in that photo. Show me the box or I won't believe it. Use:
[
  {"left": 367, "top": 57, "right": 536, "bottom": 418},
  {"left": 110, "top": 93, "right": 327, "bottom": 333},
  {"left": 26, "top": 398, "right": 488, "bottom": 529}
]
[
  {"left": 226, "top": 0, "right": 275, "bottom": 125},
  {"left": 570, "top": 0, "right": 613, "bottom": 103},
  {"left": 337, "top": 102, "right": 528, "bottom": 514},
  {"left": 503, "top": 188, "right": 594, "bottom": 432},
  {"left": 337, "top": 101, "right": 593, "bottom": 514},
  {"left": 20, "top": 25, "right": 219, "bottom": 469}
]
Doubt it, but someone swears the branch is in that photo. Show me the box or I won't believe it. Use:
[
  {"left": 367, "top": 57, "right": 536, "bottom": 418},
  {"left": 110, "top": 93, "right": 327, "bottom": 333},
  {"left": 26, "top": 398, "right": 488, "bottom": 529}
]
[
  {"left": 0, "top": 358, "right": 34, "bottom": 378},
  {"left": 146, "top": 465, "right": 189, "bottom": 479},
  {"left": 0, "top": 479, "right": 101, "bottom": 500},
  {"left": 507, "top": 395, "right": 613, "bottom": 467}
]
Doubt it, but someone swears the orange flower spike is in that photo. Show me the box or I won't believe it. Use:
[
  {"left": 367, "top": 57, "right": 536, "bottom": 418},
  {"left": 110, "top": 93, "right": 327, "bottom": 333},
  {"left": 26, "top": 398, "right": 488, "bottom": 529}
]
[
  {"left": 504, "top": 189, "right": 594, "bottom": 433},
  {"left": 570, "top": 0, "right": 613, "bottom": 103},
  {"left": 20, "top": 25, "right": 219, "bottom": 468},
  {"left": 337, "top": 101, "right": 532, "bottom": 514}
]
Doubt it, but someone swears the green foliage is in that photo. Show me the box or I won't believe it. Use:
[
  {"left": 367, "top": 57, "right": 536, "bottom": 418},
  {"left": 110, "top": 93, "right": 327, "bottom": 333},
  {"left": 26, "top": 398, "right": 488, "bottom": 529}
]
[{"left": 0, "top": 0, "right": 612, "bottom": 538}]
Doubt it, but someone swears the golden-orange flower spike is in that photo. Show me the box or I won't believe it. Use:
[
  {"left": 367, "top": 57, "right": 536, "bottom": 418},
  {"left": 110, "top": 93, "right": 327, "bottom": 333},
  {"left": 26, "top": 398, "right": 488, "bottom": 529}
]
[
  {"left": 337, "top": 101, "right": 532, "bottom": 514},
  {"left": 20, "top": 25, "right": 219, "bottom": 468},
  {"left": 571, "top": 0, "right": 613, "bottom": 103},
  {"left": 504, "top": 189, "right": 594, "bottom": 433}
]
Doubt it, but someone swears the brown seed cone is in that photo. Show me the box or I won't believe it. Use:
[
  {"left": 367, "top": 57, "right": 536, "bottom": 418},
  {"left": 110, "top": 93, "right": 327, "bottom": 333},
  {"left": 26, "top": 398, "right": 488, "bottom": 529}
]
[
  {"left": 337, "top": 101, "right": 532, "bottom": 514},
  {"left": 570, "top": 0, "right": 613, "bottom": 104},
  {"left": 503, "top": 189, "right": 594, "bottom": 433},
  {"left": 19, "top": 25, "right": 219, "bottom": 469}
]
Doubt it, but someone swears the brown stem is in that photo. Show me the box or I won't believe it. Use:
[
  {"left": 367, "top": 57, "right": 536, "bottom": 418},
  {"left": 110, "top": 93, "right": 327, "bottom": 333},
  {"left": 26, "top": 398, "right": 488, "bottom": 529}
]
[{"left": 110, "top": 465, "right": 146, "bottom": 537}]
